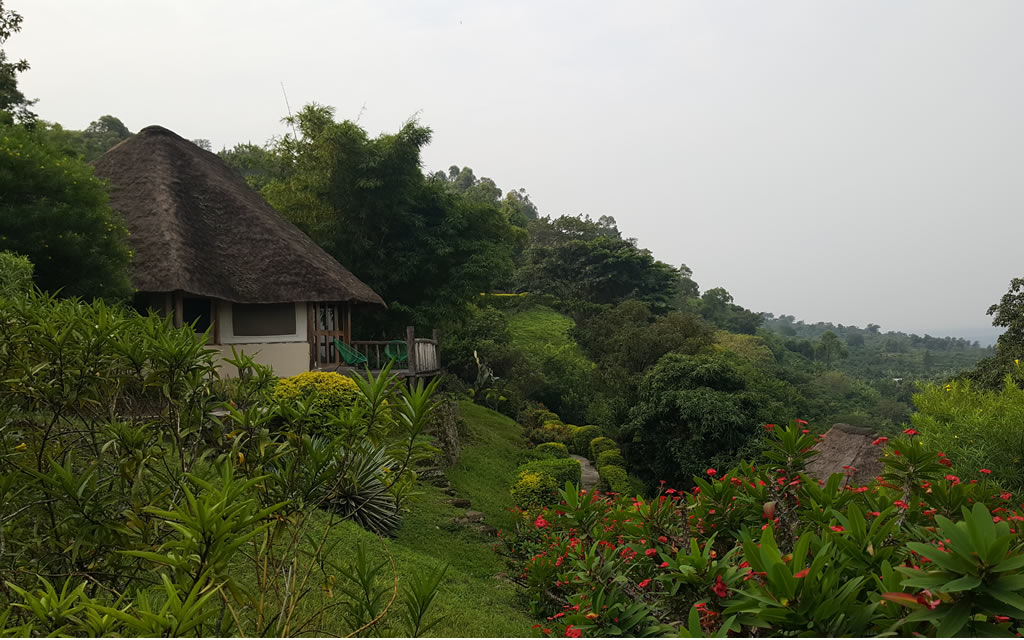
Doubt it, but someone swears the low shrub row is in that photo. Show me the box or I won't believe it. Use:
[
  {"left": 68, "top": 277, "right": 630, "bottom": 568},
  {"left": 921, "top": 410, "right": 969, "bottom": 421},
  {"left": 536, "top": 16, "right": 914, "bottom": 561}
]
[{"left": 510, "top": 458, "right": 581, "bottom": 507}]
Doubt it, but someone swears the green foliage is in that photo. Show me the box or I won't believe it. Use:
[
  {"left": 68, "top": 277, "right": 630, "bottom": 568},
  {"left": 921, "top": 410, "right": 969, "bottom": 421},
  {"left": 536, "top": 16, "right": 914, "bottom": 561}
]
[
  {"left": 0, "top": 250, "right": 31, "bottom": 295},
  {"left": 589, "top": 436, "right": 618, "bottom": 460},
  {"left": 526, "top": 420, "right": 573, "bottom": 446},
  {"left": 272, "top": 370, "right": 362, "bottom": 425},
  {"left": 510, "top": 458, "right": 582, "bottom": 507},
  {"left": 535, "top": 442, "right": 570, "bottom": 459},
  {"left": 251, "top": 104, "right": 525, "bottom": 330},
  {"left": 620, "top": 352, "right": 795, "bottom": 487},
  {"left": 966, "top": 277, "right": 1024, "bottom": 390},
  {"left": 510, "top": 469, "right": 559, "bottom": 508},
  {"left": 401, "top": 562, "right": 449, "bottom": 637},
  {"left": 692, "top": 287, "right": 763, "bottom": 335},
  {"left": 0, "top": 291, "right": 446, "bottom": 634},
  {"left": 499, "top": 422, "right": 1024, "bottom": 637},
  {"left": 0, "top": 1, "right": 35, "bottom": 123},
  {"left": 597, "top": 464, "right": 631, "bottom": 495},
  {"left": 595, "top": 448, "right": 626, "bottom": 471},
  {"left": 516, "top": 215, "right": 680, "bottom": 316},
  {"left": 567, "top": 425, "right": 601, "bottom": 457},
  {"left": 911, "top": 371, "right": 1024, "bottom": 491},
  {"left": 0, "top": 123, "right": 133, "bottom": 299},
  {"left": 525, "top": 407, "right": 562, "bottom": 429}
]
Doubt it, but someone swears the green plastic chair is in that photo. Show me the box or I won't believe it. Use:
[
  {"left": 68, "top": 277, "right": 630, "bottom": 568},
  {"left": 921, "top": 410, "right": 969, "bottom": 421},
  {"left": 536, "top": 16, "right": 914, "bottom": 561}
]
[
  {"left": 333, "top": 338, "right": 368, "bottom": 366},
  {"left": 385, "top": 340, "right": 408, "bottom": 364}
]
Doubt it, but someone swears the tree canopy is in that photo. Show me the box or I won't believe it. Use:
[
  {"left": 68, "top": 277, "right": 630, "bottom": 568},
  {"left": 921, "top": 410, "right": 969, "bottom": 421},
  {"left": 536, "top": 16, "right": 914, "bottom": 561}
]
[
  {"left": 0, "top": 1, "right": 34, "bottom": 123},
  {"left": 245, "top": 104, "right": 526, "bottom": 329},
  {"left": 0, "top": 123, "right": 133, "bottom": 299}
]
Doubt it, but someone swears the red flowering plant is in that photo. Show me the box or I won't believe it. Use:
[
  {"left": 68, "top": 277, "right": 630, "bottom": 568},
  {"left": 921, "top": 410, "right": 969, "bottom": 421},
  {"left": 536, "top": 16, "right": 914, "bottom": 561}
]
[{"left": 501, "top": 421, "right": 1024, "bottom": 637}]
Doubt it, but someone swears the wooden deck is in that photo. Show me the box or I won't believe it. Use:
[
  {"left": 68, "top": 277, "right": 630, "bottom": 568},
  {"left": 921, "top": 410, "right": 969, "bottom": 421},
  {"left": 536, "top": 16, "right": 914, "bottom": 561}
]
[{"left": 311, "top": 327, "right": 442, "bottom": 380}]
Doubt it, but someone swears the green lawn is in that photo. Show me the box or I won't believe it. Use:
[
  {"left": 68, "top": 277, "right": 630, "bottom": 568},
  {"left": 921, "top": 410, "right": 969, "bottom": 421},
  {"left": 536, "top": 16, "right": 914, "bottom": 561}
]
[
  {"left": 250, "top": 401, "right": 535, "bottom": 637},
  {"left": 506, "top": 306, "right": 576, "bottom": 353}
]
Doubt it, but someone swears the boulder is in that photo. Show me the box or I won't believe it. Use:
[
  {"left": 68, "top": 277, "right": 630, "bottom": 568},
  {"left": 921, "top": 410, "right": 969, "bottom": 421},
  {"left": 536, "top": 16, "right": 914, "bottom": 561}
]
[{"left": 804, "top": 423, "right": 884, "bottom": 487}]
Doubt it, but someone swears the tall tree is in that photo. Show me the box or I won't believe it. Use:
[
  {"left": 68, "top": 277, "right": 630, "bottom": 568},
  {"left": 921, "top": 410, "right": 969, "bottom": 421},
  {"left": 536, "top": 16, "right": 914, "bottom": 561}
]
[
  {"left": 258, "top": 104, "right": 525, "bottom": 329},
  {"left": 0, "top": 0, "right": 35, "bottom": 123},
  {"left": 516, "top": 215, "right": 679, "bottom": 316},
  {"left": 0, "top": 123, "right": 132, "bottom": 298}
]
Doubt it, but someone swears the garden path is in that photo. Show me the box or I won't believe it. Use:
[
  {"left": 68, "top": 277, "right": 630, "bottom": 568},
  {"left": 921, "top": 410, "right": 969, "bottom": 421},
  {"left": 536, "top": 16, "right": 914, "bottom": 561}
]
[{"left": 571, "top": 454, "right": 600, "bottom": 490}]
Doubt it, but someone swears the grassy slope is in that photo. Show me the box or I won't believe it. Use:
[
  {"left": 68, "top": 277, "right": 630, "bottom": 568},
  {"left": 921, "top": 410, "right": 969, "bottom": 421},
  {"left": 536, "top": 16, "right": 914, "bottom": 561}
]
[
  {"left": 507, "top": 306, "right": 576, "bottom": 351},
  {"left": 276, "top": 401, "right": 533, "bottom": 638}
]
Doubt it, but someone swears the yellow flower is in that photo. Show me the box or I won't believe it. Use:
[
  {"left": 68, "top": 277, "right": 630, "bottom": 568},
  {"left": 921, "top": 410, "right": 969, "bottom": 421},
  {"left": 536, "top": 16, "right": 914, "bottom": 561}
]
[{"left": 15, "top": 443, "right": 27, "bottom": 451}]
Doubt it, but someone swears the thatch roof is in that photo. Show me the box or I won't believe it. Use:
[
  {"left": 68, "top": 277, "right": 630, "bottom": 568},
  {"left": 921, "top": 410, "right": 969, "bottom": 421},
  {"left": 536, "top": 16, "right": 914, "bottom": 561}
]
[
  {"left": 93, "top": 126, "right": 384, "bottom": 306},
  {"left": 804, "top": 423, "right": 884, "bottom": 487}
]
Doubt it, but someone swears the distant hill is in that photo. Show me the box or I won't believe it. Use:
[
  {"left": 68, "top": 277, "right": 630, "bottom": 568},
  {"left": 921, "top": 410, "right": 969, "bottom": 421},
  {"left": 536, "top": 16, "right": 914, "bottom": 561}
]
[{"left": 906, "top": 327, "right": 1003, "bottom": 348}]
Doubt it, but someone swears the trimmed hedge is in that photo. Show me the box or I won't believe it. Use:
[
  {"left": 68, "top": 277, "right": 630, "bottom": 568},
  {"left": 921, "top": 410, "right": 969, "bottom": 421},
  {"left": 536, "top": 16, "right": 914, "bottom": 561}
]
[
  {"left": 517, "top": 449, "right": 556, "bottom": 465},
  {"left": 527, "top": 420, "right": 572, "bottom": 445},
  {"left": 589, "top": 436, "right": 618, "bottom": 461},
  {"left": 595, "top": 448, "right": 626, "bottom": 471},
  {"left": 567, "top": 425, "right": 601, "bottom": 456},
  {"left": 273, "top": 371, "right": 361, "bottom": 414},
  {"left": 536, "top": 442, "right": 570, "bottom": 459},
  {"left": 598, "top": 464, "right": 631, "bottom": 496},
  {"left": 511, "top": 458, "right": 582, "bottom": 507},
  {"left": 525, "top": 408, "right": 561, "bottom": 428},
  {"left": 511, "top": 469, "right": 559, "bottom": 508}
]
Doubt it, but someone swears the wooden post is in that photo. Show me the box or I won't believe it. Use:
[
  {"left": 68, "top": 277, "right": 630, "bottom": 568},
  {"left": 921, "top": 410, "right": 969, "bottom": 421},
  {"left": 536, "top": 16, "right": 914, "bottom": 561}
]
[
  {"left": 211, "top": 299, "right": 220, "bottom": 345},
  {"left": 432, "top": 328, "right": 440, "bottom": 343},
  {"left": 173, "top": 292, "right": 183, "bottom": 328},
  {"left": 406, "top": 325, "right": 417, "bottom": 382},
  {"left": 346, "top": 304, "right": 352, "bottom": 344},
  {"left": 306, "top": 302, "right": 315, "bottom": 370}
]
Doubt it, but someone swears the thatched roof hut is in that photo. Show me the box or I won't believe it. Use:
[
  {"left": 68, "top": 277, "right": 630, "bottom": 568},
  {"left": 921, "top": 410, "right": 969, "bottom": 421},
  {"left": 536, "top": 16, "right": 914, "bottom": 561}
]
[
  {"left": 93, "top": 125, "right": 384, "bottom": 306},
  {"left": 92, "top": 125, "right": 386, "bottom": 376},
  {"left": 804, "top": 423, "right": 884, "bottom": 487}
]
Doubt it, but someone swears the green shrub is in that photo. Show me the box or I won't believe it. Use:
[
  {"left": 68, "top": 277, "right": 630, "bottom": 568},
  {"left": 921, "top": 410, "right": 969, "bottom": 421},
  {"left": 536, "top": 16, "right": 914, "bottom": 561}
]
[
  {"left": 0, "top": 252, "right": 33, "bottom": 296},
  {"left": 567, "top": 424, "right": 601, "bottom": 456},
  {"left": 536, "top": 442, "right": 570, "bottom": 459},
  {"left": 526, "top": 420, "right": 572, "bottom": 445},
  {"left": 273, "top": 371, "right": 362, "bottom": 414},
  {"left": 511, "top": 458, "right": 582, "bottom": 506},
  {"left": 510, "top": 469, "right": 560, "bottom": 508},
  {"left": 521, "top": 458, "right": 581, "bottom": 488},
  {"left": 589, "top": 436, "right": 617, "bottom": 461},
  {"left": 525, "top": 407, "right": 561, "bottom": 429},
  {"left": 911, "top": 373, "right": 1024, "bottom": 491},
  {"left": 517, "top": 448, "right": 556, "bottom": 465},
  {"left": 595, "top": 448, "right": 626, "bottom": 471},
  {"left": 597, "top": 464, "right": 631, "bottom": 495}
]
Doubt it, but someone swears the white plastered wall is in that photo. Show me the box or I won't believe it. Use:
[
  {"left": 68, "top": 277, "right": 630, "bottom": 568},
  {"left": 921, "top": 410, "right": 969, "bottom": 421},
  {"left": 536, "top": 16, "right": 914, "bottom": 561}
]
[{"left": 212, "top": 302, "right": 310, "bottom": 377}]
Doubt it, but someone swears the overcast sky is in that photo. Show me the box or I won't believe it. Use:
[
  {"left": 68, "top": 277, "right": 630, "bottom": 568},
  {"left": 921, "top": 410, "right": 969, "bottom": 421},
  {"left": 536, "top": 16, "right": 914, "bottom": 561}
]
[{"left": 11, "top": 1, "right": 1022, "bottom": 339}]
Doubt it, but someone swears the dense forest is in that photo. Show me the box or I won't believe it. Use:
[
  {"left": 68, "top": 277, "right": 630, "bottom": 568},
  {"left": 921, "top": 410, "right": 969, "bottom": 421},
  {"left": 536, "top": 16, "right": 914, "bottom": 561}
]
[{"left": 6, "top": 2, "right": 1024, "bottom": 636}]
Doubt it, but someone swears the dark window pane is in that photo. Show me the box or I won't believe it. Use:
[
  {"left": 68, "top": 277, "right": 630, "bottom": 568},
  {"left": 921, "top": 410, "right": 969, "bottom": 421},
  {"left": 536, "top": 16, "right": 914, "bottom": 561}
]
[
  {"left": 182, "top": 298, "right": 212, "bottom": 332},
  {"left": 233, "top": 303, "right": 296, "bottom": 337}
]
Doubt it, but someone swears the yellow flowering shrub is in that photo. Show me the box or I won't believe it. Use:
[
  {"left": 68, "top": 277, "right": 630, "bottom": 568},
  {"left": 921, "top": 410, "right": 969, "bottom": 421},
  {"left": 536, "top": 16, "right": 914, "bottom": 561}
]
[
  {"left": 273, "top": 371, "right": 362, "bottom": 414},
  {"left": 510, "top": 470, "right": 558, "bottom": 508},
  {"left": 510, "top": 458, "right": 582, "bottom": 507}
]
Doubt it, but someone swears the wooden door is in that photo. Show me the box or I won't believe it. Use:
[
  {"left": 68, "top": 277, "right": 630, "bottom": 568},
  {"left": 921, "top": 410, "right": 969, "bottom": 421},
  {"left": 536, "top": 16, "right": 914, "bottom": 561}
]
[{"left": 307, "top": 302, "right": 349, "bottom": 369}]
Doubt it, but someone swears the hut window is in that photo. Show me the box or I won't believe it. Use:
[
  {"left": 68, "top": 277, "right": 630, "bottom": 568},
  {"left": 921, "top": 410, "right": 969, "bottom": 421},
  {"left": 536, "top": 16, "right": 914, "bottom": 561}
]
[
  {"left": 182, "top": 298, "right": 212, "bottom": 333},
  {"left": 232, "top": 303, "right": 296, "bottom": 336}
]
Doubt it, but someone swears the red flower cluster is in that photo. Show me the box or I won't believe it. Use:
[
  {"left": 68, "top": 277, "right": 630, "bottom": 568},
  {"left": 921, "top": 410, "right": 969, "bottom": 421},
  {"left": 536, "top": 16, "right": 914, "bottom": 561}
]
[
  {"left": 871, "top": 437, "right": 888, "bottom": 446},
  {"left": 712, "top": 575, "right": 728, "bottom": 598}
]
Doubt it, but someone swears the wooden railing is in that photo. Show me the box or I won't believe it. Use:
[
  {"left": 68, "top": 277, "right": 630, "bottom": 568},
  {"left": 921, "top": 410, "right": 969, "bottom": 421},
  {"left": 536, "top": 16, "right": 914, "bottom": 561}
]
[{"left": 348, "top": 327, "right": 441, "bottom": 375}]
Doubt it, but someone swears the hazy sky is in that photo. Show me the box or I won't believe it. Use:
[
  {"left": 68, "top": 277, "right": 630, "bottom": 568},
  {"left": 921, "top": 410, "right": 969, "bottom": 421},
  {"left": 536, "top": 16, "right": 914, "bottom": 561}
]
[{"left": 11, "top": 1, "right": 1022, "bottom": 338}]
